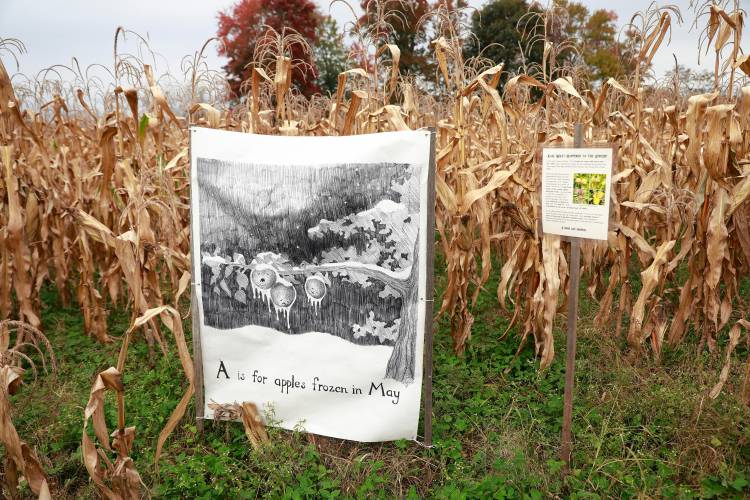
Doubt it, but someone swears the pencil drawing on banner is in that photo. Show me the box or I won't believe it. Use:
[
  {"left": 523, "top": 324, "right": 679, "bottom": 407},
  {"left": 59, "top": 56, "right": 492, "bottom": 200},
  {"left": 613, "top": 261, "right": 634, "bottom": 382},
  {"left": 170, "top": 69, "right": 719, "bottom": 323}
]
[
  {"left": 199, "top": 157, "right": 422, "bottom": 382},
  {"left": 190, "top": 129, "right": 432, "bottom": 442}
]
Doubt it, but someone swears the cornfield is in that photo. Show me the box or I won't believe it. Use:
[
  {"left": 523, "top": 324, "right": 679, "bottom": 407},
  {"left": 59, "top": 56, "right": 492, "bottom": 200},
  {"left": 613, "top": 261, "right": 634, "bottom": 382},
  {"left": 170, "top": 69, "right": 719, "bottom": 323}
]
[{"left": 0, "top": 1, "right": 749, "bottom": 497}]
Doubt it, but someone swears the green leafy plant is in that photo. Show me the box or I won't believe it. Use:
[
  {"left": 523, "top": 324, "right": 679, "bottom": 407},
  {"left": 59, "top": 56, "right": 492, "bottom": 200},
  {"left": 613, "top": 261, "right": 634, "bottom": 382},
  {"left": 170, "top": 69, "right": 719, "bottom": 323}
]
[{"left": 572, "top": 173, "right": 607, "bottom": 205}]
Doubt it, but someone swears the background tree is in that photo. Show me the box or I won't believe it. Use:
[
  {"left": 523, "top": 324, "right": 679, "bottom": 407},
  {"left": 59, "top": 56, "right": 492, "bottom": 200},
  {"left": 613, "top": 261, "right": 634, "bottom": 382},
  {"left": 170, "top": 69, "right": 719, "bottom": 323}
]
[
  {"left": 217, "top": 0, "right": 321, "bottom": 96},
  {"left": 663, "top": 64, "right": 714, "bottom": 95},
  {"left": 357, "top": 0, "right": 432, "bottom": 79},
  {"left": 546, "top": 1, "right": 636, "bottom": 82},
  {"left": 466, "top": 0, "right": 634, "bottom": 84},
  {"left": 578, "top": 8, "right": 634, "bottom": 81},
  {"left": 464, "top": 0, "right": 544, "bottom": 77},
  {"left": 313, "top": 16, "right": 350, "bottom": 95}
]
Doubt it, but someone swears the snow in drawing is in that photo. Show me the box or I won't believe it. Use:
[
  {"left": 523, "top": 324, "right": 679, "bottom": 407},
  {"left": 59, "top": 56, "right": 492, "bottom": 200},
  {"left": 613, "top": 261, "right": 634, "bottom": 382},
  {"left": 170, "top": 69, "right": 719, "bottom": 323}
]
[{"left": 197, "top": 158, "right": 423, "bottom": 384}]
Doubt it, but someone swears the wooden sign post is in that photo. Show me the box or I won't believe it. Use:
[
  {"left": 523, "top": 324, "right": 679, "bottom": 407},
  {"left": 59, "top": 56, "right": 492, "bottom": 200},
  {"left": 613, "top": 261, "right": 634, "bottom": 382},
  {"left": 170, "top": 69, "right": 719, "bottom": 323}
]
[
  {"left": 540, "top": 124, "right": 614, "bottom": 469},
  {"left": 560, "top": 124, "right": 584, "bottom": 467},
  {"left": 560, "top": 232, "right": 581, "bottom": 466}
]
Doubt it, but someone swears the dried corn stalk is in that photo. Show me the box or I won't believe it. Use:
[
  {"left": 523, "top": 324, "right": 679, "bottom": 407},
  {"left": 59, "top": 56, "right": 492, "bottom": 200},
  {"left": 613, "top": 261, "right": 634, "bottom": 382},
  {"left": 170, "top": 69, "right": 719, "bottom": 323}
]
[
  {"left": 208, "top": 401, "right": 269, "bottom": 450},
  {"left": 0, "top": 320, "right": 55, "bottom": 499},
  {"left": 82, "top": 367, "right": 144, "bottom": 499},
  {"left": 116, "top": 306, "right": 194, "bottom": 465}
]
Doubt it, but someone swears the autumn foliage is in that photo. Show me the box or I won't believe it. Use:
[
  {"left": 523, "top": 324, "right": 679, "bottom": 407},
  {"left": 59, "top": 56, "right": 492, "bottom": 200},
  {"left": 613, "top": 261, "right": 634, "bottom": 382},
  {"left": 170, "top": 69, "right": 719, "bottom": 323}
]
[{"left": 217, "top": 0, "right": 321, "bottom": 96}]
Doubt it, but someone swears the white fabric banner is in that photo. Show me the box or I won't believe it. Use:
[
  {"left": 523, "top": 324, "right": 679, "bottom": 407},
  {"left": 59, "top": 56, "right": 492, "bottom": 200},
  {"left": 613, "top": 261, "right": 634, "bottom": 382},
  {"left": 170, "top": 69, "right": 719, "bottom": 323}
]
[{"left": 190, "top": 128, "right": 432, "bottom": 442}]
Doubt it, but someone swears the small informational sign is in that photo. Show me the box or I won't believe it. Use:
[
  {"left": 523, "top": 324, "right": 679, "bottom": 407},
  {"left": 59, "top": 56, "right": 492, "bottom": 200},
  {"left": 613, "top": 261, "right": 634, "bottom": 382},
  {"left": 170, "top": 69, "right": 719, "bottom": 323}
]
[
  {"left": 190, "top": 128, "right": 434, "bottom": 442},
  {"left": 541, "top": 148, "right": 613, "bottom": 240}
]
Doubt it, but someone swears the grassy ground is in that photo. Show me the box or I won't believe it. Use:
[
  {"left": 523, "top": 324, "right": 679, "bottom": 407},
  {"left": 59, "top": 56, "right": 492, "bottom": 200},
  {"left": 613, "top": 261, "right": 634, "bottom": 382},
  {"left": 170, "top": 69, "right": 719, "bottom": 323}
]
[{"left": 10, "top": 263, "right": 750, "bottom": 499}]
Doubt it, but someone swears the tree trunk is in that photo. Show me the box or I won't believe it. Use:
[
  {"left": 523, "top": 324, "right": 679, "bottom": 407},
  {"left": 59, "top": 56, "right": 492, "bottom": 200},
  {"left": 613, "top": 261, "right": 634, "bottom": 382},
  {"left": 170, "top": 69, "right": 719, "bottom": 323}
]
[
  {"left": 385, "top": 238, "right": 420, "bottom": 384},
  {"left": 385, "top": 278, "right": 418, "bottom": 383}
]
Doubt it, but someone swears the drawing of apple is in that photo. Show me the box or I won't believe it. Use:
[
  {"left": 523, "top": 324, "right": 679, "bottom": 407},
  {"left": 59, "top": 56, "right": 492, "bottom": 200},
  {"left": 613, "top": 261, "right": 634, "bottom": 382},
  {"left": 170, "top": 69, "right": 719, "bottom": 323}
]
[
  {"left": 304, "top": 275, "right": 327, "bottom": 300},
  {"left": 271, "top": 282, "right": 296, "bottom": 308},
  {"left": 250, "top": 265, "right": 277, "bottom": 290}
]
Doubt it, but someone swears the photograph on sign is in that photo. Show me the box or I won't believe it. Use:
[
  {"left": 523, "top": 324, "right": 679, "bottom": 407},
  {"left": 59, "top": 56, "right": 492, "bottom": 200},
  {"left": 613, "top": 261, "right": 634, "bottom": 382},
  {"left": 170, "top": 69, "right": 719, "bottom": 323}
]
[
  {"left": 190, "top": 128, "right": 432, "bottom": 442},
  {"left": 541, "top": 148, "right": 613, "bottom": 240}
]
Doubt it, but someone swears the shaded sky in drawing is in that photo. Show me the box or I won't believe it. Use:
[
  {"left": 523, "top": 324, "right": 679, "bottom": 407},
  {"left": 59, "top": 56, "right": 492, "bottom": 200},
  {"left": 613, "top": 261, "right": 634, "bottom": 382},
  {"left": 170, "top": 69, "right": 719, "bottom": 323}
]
[{"left": 197, "top": 158, "right": 411, "bottom": 264}]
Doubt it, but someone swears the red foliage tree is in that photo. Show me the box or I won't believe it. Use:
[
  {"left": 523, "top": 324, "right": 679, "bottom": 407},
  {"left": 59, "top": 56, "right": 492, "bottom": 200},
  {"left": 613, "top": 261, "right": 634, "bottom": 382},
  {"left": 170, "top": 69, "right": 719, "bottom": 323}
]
[{"left": 217, "top": 0, "right": 321, "bottom": 97}]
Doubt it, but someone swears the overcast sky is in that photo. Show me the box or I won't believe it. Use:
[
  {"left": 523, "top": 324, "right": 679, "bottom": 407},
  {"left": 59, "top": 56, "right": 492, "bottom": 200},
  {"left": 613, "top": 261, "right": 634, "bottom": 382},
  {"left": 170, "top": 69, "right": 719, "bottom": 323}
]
[{"left": 0, "top": 0, "right": 713, "bottom": 82}]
